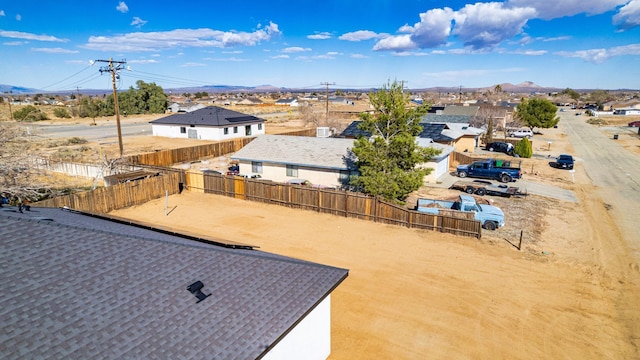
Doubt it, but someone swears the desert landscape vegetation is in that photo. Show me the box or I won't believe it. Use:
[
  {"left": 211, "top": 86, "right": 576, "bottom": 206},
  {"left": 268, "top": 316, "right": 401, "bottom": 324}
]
[{"left": 2, "top": 92, "right": 640, "bottom": 358}]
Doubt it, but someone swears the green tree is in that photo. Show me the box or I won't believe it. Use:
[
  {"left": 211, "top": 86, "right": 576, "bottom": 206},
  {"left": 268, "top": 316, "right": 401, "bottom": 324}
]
[
  {"left": 53, "top": 107, "right": 71, "bottom": 118},
  {"left": 515, "top": 98, "right": 559, "bottom": 131},
  {"left": 514, "top": 137, "right": 533, "bottom": 158},
  {"left": 561, "top": 88, "right": 580, "bottom": 101},
  {"left": 13, "top": 105, "right": 48, "bottom": 122},
  {"left": 350, "top": 81, "right": 440, "bottom": 203}
]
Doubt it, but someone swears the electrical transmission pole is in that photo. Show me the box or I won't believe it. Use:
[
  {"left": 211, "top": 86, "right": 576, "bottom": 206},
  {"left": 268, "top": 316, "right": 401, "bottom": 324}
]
[
  {"left": 96, "top": 58, "right": 127, "bottom": 158},
  {"left": 320, "top": 82, "right": 335, "bottom": 125}
]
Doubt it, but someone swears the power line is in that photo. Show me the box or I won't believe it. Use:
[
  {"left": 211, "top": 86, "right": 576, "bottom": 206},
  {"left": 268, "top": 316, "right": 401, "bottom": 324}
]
[{"left": 320, "top": 82, "right": 335, "bottom": 125}]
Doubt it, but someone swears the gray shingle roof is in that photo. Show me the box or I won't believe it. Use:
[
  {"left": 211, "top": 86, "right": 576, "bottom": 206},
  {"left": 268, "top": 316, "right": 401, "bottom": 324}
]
[
  {"left": 420, "top": 114, "right": 471, "bottom": 124},
  {"left": 0, "top": 206, "right": 348, "bottom": 360},
  {"left": 150, "top": 106, "right": 265, "bottom": 127},
  {"left": 231, "top": 135, "right": 356, "bottom": 170}
]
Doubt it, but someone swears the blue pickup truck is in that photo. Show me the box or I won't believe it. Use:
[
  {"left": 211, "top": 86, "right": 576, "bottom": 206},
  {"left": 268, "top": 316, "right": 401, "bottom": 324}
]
[
  {"left": 416, "top": 194, "right": 505, "bottom": 230},
  {"left": 456, "top": 159, "right": 522, "bottom": 183}
]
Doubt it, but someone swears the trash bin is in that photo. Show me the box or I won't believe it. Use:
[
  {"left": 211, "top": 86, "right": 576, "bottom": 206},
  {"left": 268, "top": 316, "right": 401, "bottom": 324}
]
[{"left": 613, "top": 134, "right": 619, "bottom": 140}]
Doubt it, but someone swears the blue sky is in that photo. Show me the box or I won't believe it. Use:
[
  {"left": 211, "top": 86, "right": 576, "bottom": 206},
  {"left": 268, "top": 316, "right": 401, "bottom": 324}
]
[{"left": 1, "top": 0, "right": 639, "bottom": 92}]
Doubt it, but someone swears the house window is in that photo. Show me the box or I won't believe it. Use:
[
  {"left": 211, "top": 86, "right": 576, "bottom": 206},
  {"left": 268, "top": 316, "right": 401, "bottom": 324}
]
[
  {"left": 252, "top": 161, "right": 263, "bottom": 174},
  {"left": 286, "top": 165, "right": 298, "bottom": 177},
  {"left": 180, "top": 127, "right": 186, "bottom": 134},
  {"left": 233, "top": 126, "right": 238, "bottom": 134},
  {"left": 258, "top": 123, "right": 263, "bottom": 130},
  {"left": 224, "top": 128, "right": 229, "bottom": 135}
]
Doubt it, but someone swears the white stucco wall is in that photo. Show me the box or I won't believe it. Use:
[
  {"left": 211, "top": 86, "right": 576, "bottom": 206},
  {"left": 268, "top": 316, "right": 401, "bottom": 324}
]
[
  {"left": 262, "top": 296, "right": 332, "bottom": 360},
  {"left": 151, "top": 123, "right": 265, "bottom": 140},
  {"left": 237, "top": 161, "right": 348, "bottom": 188}
]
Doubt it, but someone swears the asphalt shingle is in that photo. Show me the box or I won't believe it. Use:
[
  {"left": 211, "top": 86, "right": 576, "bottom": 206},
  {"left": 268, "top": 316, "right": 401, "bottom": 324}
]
[{"left": 0, "top": 207, "right": 348, "bottom": 360}]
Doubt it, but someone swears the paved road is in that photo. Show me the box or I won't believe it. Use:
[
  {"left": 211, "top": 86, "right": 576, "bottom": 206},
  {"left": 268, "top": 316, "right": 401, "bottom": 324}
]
[
  {"left": 33, "top": 121, "right": 151, "bottom": 142},
  {"left": 559, "top": 112, "right": 640, "bottom": 257}
]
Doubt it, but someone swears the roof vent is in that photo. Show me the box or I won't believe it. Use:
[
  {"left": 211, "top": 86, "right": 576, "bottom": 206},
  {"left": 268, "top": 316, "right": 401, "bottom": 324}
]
[{"left": 187, "top": 281, "right": 211, "bottom": 303}]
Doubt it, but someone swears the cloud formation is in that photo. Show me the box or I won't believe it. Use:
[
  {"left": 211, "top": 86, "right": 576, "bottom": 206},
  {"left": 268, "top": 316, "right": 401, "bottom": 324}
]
[
  {"left": 84, "top": 22, "right": 281, "bottom": 52},
  {"left": 366, "top": 0, "right": 635, "bottom": 53},
  {"left": 613, "top": 0, "right": 640, "bottom": 30},
  {"left": 307, "top": 32, "right": 331, "bottom": 40},
  {"left": 116, "top": 2, "right": 129, "bottom": 13},
  {"left": 131, "top": 17, "right": 147, "bottom": 28},
  {"left": 0, "top": 29, "right": 68, "bottom": 42},
  {"left": 32, "top": 47, "right": 78, "bottom": 54},
  {"left": 556, "top": 43, "right": 640, "bottom": 63}
]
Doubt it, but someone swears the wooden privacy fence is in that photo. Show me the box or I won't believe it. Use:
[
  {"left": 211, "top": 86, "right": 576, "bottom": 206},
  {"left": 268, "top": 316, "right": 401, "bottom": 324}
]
[
  {"left": 36, "top": 172, "right": 182, "bottom": 213},
  {"left": 188, "top": 171, "right": 482, "bottom": 238},
  {"left": 125, "top": 128, "right": 317, "bottom": 167}
]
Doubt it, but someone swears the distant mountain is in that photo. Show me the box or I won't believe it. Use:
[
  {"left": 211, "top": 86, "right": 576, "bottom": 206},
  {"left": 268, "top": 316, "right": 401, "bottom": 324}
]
[{"left": 0, "top": 84, "right": 41, "bottom": 94}]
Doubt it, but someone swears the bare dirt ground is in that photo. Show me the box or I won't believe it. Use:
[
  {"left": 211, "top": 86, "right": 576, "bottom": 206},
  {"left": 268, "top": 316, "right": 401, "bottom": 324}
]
[{"left": 106, "top": 112, "right": 640, "bottom": 359}]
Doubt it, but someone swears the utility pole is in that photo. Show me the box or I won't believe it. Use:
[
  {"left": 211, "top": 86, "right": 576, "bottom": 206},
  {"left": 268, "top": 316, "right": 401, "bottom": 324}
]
[
  {"left": 7, "top": 91, "right": 13, "bottom": 120},
  {"left": 459, "top": 85, "right": 463, "bottom": 105},
  {"left": 96, "top": 58, "right": 127, "bottom": 157},
  {"left": 321, "top": 82, "right": 334, "bottom": 125}
]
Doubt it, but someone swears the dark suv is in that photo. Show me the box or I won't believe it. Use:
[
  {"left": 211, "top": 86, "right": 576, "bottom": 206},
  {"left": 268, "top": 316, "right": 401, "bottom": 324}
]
[
  {"left": 554, "top": 154, "right": 574, "bottom": 169},
  {"left": 485, "top": 141, "right": 514, "bottom": 155}
]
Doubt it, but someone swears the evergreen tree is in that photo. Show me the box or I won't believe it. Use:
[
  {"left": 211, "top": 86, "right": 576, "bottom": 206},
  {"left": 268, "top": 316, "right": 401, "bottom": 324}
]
[
  {"left": 514, "top": 137, "right": 533, "bottom": 158},
  {"left": 515, "top": 98, "right": 559, "bottom": 131},
  {"left": 350, "top": 81, "right": 440, "bottom": 202}
]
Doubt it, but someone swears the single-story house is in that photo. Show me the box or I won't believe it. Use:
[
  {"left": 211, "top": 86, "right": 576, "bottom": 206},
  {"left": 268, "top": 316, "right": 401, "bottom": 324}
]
[
  {"left": 230, "top": 134, "right": 357, "bottom": 188},
  {"left": 613, "top": 108, "right": 640, "bottom": 115},
  {"left": 0, "top": 206, "right": 348, "bottom": 359},
  {"left": 275, "top": 98, "right": 299, "bottom": 107},
  {"left": 150, "top": 106, "right": 266, "bottom": 141}
]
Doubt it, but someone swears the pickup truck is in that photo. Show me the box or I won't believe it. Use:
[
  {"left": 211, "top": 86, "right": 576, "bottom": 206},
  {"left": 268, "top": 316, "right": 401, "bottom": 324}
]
[
  {"left": 416, "top": 194, "right": 505, "bottom": 230},
  {"left": 456, "top": 159, "right": 522, "bottom": 183}
]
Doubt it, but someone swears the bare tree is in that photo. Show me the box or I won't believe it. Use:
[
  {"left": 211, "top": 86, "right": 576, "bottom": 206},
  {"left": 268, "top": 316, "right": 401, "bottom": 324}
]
[
  {"left": 0, "top": 121, "right": 51, "bottom": 202},
  {"left": 299, "top": 103, "right": 323, "bottom": 127},
  {"left": 469, "top": 105, "right": 514, "bottom": 143}
]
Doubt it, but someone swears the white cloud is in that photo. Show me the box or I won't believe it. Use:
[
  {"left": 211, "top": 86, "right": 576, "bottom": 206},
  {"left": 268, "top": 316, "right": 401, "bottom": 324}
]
[
  {"left": 453, "top": 2, "right": 535, "bottom": 49},
  {"left": 282, "top": 46, "right": 311, "bottom": 53},
  {"left": 0, "top": 30, "right": 68, "bottom": 42},
  {"left": 421, "top": 67, "right": 525, "bottom": 83},
  {"left": 3, "top": 41, "right": 26, "bottom": 46},
  {"left": 339, "top": 30, "right": 382, "bottom": 41},
  {"left": 555, "top": 43, "right": 640, "bottom": 63},
  {"left": 128, "top": 59, "right": 158, "bottom": 64},
  {"left": 271, "top": 54, "right": 289, "bottom": 59},
  {"left": 15, "top": 14, "right": 21, "bottom": 21},
  {"left": 511, "top": 49, "right": 547, "bottom": 55},
  {"left": 307, "top": 32, "right": 331, "bottom": 40},
  {"left": 350, "top": 53, "right": 368, "bottom": 58},
  {"left": 372, "top": 34, "right": 414, "bottom": 51},
  {"left": 84, "top": 22, "right": 281, "bottom": 52},
  {"left": 131, "top": 17, "right": 147, "bottom": 28},
  {"left": 613, "top": 0, "right": 640, "bottom": 30},
  {"left": 0, "top": 10, "right": 5, "bottom": 16},
  {"left": 180, "top": 62, "right": 206, "bottom": 67},
  {"left": 507, "top": 0, "right": 628, "bottom": 20},
  {"left": 116, "top": 2, "right": 129, "bottom": 13},
  {"left": 409, "top": 7, "right": 455, "bottom": 48},
  {"left": 32, "top": 47, "right": 78, "bottom": 54}
]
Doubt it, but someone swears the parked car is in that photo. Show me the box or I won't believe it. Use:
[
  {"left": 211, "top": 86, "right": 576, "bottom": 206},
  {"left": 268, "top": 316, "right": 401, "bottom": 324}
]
[
  {"left": 509, "top": 129, "right": 533, "bottom": 138},
  {"left": 286, "top": 178, "right": 312, "bottom": 186},
  {"left": 629, "top": 121, "right": 640, "bottom": 127},
  {"left": 485, "top": 141, "right": 514, "bottom": 155},
  {"left": 553, "top": 154, "right": 574, "bottom": 169}
]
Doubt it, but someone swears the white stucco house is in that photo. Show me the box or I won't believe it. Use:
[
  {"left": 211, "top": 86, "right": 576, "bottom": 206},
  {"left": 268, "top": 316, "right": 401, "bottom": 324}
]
[
  {"left": 150, "top": 106, "right": 266, "bottom": 141},
  {"left": 231, "top": 134, "right": 453, "bottom": 187}
]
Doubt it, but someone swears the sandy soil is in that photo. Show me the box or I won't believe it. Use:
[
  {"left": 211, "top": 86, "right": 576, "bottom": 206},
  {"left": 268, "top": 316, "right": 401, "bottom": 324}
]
[{"left": 108, "top": 114, "right": 640, "bottom": 358}]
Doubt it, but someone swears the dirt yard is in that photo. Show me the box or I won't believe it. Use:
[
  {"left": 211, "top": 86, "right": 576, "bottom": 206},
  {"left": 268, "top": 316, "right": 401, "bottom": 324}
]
[{"left": 106, "top": 113, "right": 640, "bottom": 358}]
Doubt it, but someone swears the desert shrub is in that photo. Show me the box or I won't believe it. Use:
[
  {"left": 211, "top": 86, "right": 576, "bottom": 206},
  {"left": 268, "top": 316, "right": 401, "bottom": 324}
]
[
  {"left": 53, "top": 107, "right": 71, "bottom": 118},
  {"left": 13, "top": 105, "right": 49, "bottom": 122},
  {"left": 68, "top": 137, "right": 88, "bottom": 145},
  {"left": 514, "top": 137, "right": 533, "bottom": 158}
]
